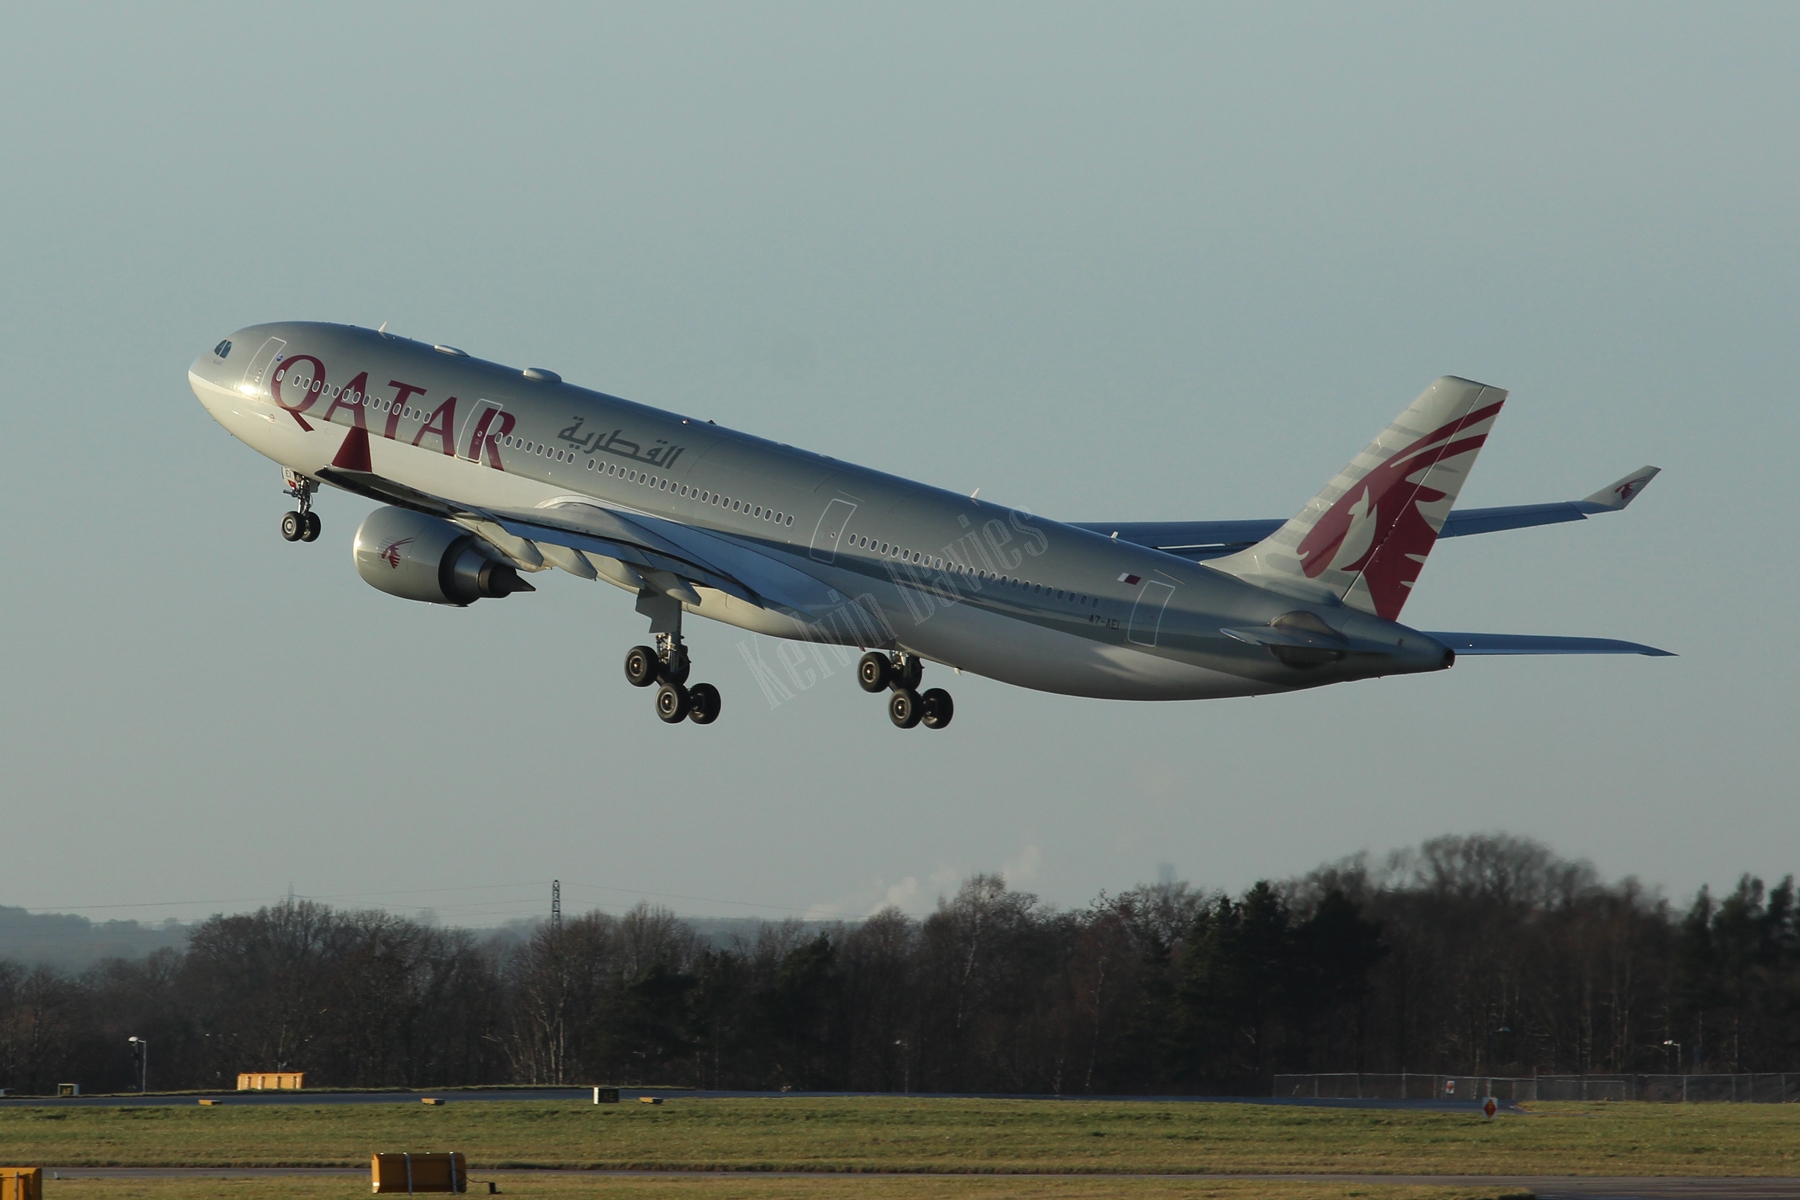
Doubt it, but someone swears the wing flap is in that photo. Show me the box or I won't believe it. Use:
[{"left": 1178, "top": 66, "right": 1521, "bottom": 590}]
[{"left": 509, "top": 500, "right": 842, "bottom": 614}]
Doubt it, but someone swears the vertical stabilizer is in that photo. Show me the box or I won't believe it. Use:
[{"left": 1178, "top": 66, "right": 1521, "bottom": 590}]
[{"left": 1210, "top": 376, "right": 1507, "bottom": 620}]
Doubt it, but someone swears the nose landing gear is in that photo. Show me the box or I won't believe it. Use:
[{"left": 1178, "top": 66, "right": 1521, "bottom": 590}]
[
  {"left": 859, "top": 652, "right": 953, "bottom": 730},
  {"left": 279, "top": 470, "right": 320, "bottom": 543}
]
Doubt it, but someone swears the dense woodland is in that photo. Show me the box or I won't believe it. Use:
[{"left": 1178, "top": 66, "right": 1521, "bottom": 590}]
[{"left": 2, "top": 834, "right": 1797, "bottom": 1096}]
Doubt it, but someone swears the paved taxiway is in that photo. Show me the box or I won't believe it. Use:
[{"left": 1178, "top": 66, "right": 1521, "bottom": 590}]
[{"left": 0, "top": 1087, "right": 1502, "bottom": 1113}]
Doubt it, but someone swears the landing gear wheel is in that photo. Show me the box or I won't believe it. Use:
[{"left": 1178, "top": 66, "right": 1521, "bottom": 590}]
[
  {"left": 280, "top": 471, "right": 318, "bottom": 543},
  {"left": 659, "top": 649, "right": 691, "bottom": 686},
  {"left": 889, "top": 688, "right": 924, "bottom": 729},
  {"left": 624, "top": 645, "right": 659, "bottom": 687},
  {"left": 857, "top": 652, "right": 892, "bottom": 693},
  {"left": 656, "top": 682, "right": 690, "bottom": 723},
  {"left": 893, "top": 656, "right": 923, "bottom": 691},
  {"left": 687, "top": 682, "right": 721, "bottom": 725},
  {"left": 920, "top": 688, "right": 954, "bottom": 730}
]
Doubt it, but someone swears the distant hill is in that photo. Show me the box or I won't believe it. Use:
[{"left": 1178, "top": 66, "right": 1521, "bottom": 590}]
[
  {"left": 0, "top": 908, "right": 810, "bottom": 973},
  {"left": 0, "top": 906, "right": 192, "bottom": 971}
]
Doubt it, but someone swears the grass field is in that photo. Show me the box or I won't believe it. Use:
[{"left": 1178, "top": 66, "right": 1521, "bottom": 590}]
[
  {"left": 0, "top": 1097, "right": 1796, "bottom": 1180},
  {"left": 26, "top": 1180, "right": 1537, "bottom": 1200}
]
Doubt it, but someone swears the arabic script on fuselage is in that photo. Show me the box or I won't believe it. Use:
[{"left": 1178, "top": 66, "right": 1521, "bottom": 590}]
[{"left": 557, "top": 417, "right": 685, "bottom": 470}]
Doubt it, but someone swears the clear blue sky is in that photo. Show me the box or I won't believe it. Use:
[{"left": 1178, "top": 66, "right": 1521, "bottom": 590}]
[{"left": 1, "top": 3, "right": 1792, "bottom": 928}]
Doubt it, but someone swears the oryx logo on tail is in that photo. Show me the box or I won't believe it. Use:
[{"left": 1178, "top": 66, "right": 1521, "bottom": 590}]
[
  {"left": 1295, "top": 399, "right": 1503, "bottom": 618},
  {"left": 1209, "top": 376, "right": 1508, "bottom": 622}
]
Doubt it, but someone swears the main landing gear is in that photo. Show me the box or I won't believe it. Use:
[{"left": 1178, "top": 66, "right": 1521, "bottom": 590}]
[
  {"left": 279, "top": 470, "right": 320, "bottom": 543},
  {"left": 625, "top": 632, "right": 722, "bottom": 726},
  {"left": 858, "top": 651, "right": 953, "bottom": 730}
]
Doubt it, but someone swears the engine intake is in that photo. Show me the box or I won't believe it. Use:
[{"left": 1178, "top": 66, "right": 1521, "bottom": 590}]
[{"left": 353, "top": 506, "right": 535, "bottom": 606}]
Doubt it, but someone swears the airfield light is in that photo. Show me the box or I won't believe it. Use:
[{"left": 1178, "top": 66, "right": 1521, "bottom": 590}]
[{"left": 127, "top": 1036, "right": 147, "bottom": 1093}]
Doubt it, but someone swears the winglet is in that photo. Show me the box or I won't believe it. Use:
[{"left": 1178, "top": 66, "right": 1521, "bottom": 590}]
[{"left": 1582, "top": 466, "right": 1660, "bottom": 511}]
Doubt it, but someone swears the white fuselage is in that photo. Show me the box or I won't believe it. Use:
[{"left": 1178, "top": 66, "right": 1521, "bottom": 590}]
[{"left": 190, "top": 322, "right": 1446, "bottom": 700}]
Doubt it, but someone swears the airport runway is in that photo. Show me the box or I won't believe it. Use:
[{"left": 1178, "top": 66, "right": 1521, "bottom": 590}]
[
  {"left": 38, "top": 1168, "right": 1800, "bottom": 1197},
  {"left": 0, "top": 1087, "right": 1503, "bottom": 1113}
]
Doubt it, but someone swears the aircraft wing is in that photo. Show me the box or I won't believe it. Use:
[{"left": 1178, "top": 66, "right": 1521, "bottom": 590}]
[
  {"left": 315, "top": 464, "right": 839, "bottom": 615},
  {"left": 1073, "top": 467, "right": 1661, "bottom": 561}
]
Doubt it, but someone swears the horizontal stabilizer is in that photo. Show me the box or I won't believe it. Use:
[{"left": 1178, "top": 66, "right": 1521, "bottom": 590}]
[{"left": 1426, "top": 632, "right": 1674, "bottom": 656}]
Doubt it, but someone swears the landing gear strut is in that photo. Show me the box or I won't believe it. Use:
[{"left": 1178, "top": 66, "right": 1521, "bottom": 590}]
[
  {"left": 624, "top": 606, "right": 721, "bottom": 726},
  {"left": 859, "top": 651, "right": 953, "bottom": 730},
  {"left": 279, "top": 470, "right": 320, "bottom": 543}
]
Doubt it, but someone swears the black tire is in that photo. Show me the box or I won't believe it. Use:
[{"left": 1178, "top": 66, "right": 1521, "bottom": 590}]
[
  {"left": 857, "top": 652, "right": 891, "bottom": 693},
  {"left": 888, "top": 688, "right": 923, "bottom": 729},
  {"left": 655, "top": 682, "right": 690, "bottom": 723},
  {"left": 280, "top": 511, "right": 304, "bottom": 542},
  {"left": 687, "top": 682, "right": 721, "bottom": 725},
  {"left": 624, "top": 645, "right": 659, "bottom": 688},
  {"left": 920, "top": 688, "right": 954, "bottom": 730},
  {"left": 300, "top": 511, "right": 321, "bottom": 542},
  {"left": 894, "top": 656, "right": 923, "bottom": 691}
]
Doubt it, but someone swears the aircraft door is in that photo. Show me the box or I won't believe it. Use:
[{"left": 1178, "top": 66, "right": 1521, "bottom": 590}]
[
  {"left": 240, "top": 338, "right": 286, "bottom": 394},
  {"left": 1127, "top": 577, "right": 1177, "bottom": 647},
  {"left": 809, "top": 498, "right": 858, "bottom": 563},
  {"left": 458, "top": 400, "right": 509, "bottom": 462}
]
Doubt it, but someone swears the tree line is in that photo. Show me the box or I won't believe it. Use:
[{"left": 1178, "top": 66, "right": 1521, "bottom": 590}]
[{"left": 2, "top": 834, "right": 1796, "bottom": 1095}]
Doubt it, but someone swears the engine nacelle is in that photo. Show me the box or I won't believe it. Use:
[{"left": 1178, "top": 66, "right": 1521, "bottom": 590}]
[{"left": 353, "top": 506, "right": 535, "bottom": 606}]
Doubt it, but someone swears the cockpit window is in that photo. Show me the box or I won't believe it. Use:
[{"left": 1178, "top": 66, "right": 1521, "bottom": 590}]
[{"left": 214, "top": 340, "right": 232, "bottom": 359}]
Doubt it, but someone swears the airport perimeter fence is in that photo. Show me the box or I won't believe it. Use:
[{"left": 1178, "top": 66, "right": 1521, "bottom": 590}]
[{"left": 1272, "top": 1072, "right": 1800, "bottom": 1103}]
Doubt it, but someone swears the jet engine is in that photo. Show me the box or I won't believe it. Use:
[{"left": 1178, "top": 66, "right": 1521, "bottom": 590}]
[{"left": 353, "top": 506, "right": 535, "bottom": 606}]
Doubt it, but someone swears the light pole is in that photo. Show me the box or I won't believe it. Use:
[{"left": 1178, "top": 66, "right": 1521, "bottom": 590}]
[
  {"left": 1663, "top": 1040, "right": 1682, "bottom": 1075},
  {"left": 894, "top": 1039, "right": 909, "bottom": 1095},
  {"left": 127, "top": 1037, "right": 148, "bottom": 1094}
]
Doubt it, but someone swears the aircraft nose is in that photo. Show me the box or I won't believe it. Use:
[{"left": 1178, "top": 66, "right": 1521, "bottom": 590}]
[{"left": 189, "top": 343, "right": 238, "bottom": 421}]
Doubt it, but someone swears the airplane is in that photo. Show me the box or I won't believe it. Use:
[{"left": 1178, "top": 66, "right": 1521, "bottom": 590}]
[{"left": 189, "top": 322, "right": 1670, "bottom": 729}]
